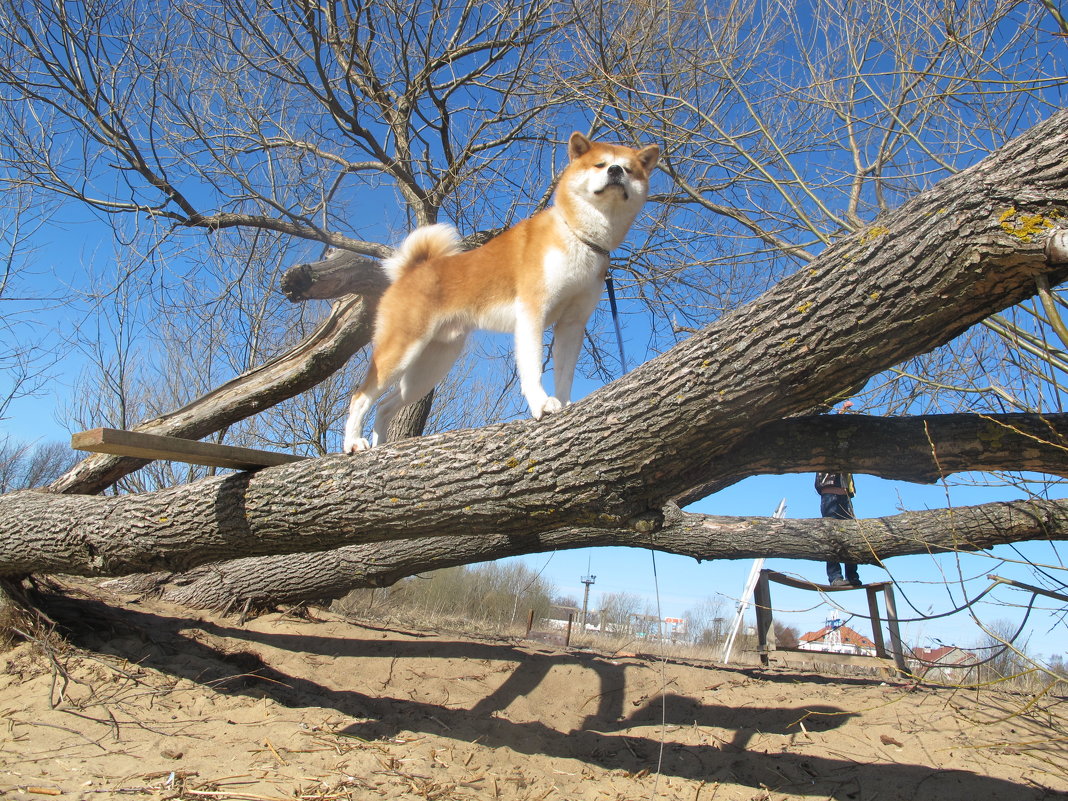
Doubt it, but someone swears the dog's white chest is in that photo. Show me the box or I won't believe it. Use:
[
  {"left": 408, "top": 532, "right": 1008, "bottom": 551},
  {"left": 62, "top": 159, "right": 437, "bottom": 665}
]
[{"left": 542, "top": 246, "right": 603, "bottom": 314}]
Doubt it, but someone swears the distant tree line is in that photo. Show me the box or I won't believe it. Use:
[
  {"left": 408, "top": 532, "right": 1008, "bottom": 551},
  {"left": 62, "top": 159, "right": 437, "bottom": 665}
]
[{"left": 334, "top": 561, "right": 556, "bottom": 631}]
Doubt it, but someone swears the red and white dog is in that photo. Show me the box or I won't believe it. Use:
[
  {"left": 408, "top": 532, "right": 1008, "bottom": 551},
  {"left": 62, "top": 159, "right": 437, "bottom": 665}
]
[{"left": 343, "top": 132, "right": 660, "bottom": 452}]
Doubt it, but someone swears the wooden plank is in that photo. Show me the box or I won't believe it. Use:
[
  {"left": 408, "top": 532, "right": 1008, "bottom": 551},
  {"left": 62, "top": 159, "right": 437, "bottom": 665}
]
[
  {"left": 865, "top": 585, "right": 888, "bottom": 660},
  {"left": 763, "top": 570, "right": 891, "bottom": 592},
  {"left": 882, "top": 583, "right": 909, "bottom": 676},
  {"left": 754, "top": 570, "right": 774, "bottom": 667},
  {"left": 72, "top": 428, "right": 308, "bottom": 471}
]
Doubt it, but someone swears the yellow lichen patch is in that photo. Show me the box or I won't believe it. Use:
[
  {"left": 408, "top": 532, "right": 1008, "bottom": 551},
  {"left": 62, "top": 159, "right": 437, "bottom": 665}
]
[
  {"left": 505, "top": 457, "right": 520, "bottom": 469},
  {"left": 860, "top": 225, "right": 890, "bottom": 244},
  {"left": 797, "top": 301, "right": 813, "bottom": 314},
  {"left": 998, "top": 207, "right": 1060, "bottom": 243},
  {"left": 869, "top": 291, "right": 880, "bottom": 301}
]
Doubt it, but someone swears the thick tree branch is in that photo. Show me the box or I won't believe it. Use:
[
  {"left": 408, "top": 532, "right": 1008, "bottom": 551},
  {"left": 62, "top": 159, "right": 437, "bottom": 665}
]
[
  {"left": 99, "top": 410, "right": 1068, "bottom": 606},
  {"left": 280, "top": 251, "right": 390, "bottom": 302},
  {"left": 177, "top": 217, "right": 393, "bottom": 261},
  {"left": 113, "top": 498, "right": 1068, "bottom": 609},
  {"left": 674, "top": 412, "right": 1068, "bottom": 506}
]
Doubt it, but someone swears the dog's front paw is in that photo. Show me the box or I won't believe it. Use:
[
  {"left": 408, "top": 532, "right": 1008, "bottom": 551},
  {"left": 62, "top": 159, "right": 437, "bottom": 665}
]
[
  {"left": 342, "top": 436, "right": 372, "bottom": 453},
  {"left": 531, "top": 397, "right": 564, "bottom": 420}
]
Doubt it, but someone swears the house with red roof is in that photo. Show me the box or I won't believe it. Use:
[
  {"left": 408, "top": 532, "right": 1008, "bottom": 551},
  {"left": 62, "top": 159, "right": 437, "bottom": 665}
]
[
  {"left": 798, "top": 624, "right": 878, "bottom": 657},
  {"left": 908, "top": 646, "right": 979, "bottom": 682}
]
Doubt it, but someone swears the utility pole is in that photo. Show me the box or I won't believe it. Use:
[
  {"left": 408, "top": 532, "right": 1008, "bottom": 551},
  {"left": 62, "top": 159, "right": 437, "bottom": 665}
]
[{"left": 580, "top": 572, "right": 596, "bottom": 631}]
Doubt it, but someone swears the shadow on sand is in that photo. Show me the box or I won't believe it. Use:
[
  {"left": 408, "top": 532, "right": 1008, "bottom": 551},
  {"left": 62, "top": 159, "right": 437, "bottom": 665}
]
[{"left": 44, "top": 592, "right": 1057, "bottom": 801}]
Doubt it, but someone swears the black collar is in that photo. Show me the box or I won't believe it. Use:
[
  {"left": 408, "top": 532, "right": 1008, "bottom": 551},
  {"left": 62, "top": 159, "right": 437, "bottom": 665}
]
[
  {"left": 562, "top": 217, "right": 610, "bottom": 256},
  {"left": 577, "top": 235, "right": 610, "bottom": 257}
]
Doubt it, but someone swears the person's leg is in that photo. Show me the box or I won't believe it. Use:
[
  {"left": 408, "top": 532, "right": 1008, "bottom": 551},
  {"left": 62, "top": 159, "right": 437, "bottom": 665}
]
[
  {"left": 820, "top": 494, "right": 839, "bottom": 518},
  {"left": 822, "top": 494, "right": 859, "bottom": 585}
]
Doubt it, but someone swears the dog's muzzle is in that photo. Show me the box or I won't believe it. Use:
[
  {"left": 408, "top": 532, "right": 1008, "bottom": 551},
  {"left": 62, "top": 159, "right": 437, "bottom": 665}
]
[{"left": 595, "top": 166, "right": 629, "bottom": 200}]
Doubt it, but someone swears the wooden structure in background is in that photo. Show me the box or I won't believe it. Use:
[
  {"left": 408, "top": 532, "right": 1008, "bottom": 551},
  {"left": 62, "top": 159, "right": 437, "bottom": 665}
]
[{"left": 754, "top": 569, "right": 908, "bottom": 675}]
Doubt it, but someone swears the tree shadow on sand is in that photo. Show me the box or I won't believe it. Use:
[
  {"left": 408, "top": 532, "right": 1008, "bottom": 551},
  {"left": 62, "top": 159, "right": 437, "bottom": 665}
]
[{"left": 44, "top": 592, "right": 1058, "bottom": 801}]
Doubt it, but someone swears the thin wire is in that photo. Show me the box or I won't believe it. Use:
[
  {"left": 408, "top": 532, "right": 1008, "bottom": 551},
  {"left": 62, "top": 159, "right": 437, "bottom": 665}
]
[{"left": 648, "top": 549, "right": 666, "bottom": 799}]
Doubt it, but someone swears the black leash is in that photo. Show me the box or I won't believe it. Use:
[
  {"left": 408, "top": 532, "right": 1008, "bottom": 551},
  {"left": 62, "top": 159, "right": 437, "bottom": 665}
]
[
  {"left": 605, "top": 270, "right": 627, "bottom": 373},
  {"left": 569, "top": 225, "right": 627, "bottom": 374}
]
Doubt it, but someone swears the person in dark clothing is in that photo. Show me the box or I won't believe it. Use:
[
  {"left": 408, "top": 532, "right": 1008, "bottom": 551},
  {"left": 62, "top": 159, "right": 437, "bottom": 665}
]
[{"left": 815, "top": 471, "right": 862, "bottom": 587}]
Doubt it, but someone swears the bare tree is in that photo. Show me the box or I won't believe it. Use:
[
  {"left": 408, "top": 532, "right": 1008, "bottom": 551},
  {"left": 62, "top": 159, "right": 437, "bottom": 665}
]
[
  {"left": 0, "top": 0, "right": 581, "bottom": 494},
  {"left": 683, "top": 596, "right": 728, "bottom": 648},
  {"left": 0, "top": 439, "right": 76, "bottom": 492},
  {"left": 0, "top": 0, "right": 1065, "bottom": 651},
  {"left": 563, "top": 0, "right": 1068, "bottom": 414},
  {"left": 0, "top": 185, "right": 61, "bottom": 421},
  {"left": 598, "top": 592, "right": 648, "bottom": 634},
  {"left": 1, "top": 107, "right": 1067, "bottom": 600}
]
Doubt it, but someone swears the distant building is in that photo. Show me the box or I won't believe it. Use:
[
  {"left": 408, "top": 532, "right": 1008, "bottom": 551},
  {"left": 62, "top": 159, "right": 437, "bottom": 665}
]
[
  {"left": 544, "top": 605, "right": 579, "bottom": 631},
  {"left": 664, "top": 616, "right": 687, "bottom": 642},
  {"left": 798, "top": 624, "right": 878, "bottom": 657},
  {"left": 908, "top": 646, "right": 979, "bottom": 682}
]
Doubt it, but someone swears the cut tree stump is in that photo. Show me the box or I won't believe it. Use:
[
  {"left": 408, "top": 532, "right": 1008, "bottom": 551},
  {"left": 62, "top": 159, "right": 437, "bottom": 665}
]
[{"left": 72, "top": 428, "right": 307, "bottom": 471}]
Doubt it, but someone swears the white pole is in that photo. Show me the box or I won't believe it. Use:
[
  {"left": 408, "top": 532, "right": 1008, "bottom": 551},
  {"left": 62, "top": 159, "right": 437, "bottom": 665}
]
[{"left": 720, "top": 498, "right": 787, "bottom": 665}]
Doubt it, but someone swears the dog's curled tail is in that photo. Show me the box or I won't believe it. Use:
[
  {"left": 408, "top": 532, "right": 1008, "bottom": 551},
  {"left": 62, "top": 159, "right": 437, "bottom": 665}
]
[{"left": 381, "top": 223, "right": 462, "bottom": 283}]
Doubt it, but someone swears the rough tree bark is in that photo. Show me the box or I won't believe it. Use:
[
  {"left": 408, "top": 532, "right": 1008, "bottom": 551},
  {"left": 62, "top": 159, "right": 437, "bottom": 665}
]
[
  {"left": 109, "top": 497, "right": 1068, "bottom": 610},
  {"left": 671, "top": 412, "right": 1068, "bottom": 505},
  {"left": 110, "top": 412, "right": 1068, "bottom": 607},
  {"left": 7, "top": 108, "right": 1068, "bottom": 586}
]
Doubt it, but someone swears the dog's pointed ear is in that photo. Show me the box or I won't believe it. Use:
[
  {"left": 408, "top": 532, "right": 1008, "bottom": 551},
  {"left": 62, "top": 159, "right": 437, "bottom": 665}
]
[
  {"left": 637, "top": 144, "right": 660, "bottom": 172},
  {"left": 568, "top": 132, "right": 593, "bottom": 161}
]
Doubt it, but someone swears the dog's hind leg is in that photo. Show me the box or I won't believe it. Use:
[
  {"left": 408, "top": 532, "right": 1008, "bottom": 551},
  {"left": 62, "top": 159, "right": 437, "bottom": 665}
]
[
  {"left": 343, "top": 332, "right": 424, "bottom": 453},
  {"left": 371, "top": 336, "right": 466, "bottom": 446},
  {"left": 343, "top": 369, "right": 384, "bottom": 453}
]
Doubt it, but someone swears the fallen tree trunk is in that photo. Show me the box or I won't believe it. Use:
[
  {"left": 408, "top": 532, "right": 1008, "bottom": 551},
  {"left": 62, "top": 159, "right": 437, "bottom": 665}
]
[
  {"left": 104, "top": 411, "right": 1068, "bottom": 606},
  {"left": 7, "top": 107, "right": 1068, "bottom": 580},
  {"left": 108, "top": 497, "right": 1068, "bottom": 609}
]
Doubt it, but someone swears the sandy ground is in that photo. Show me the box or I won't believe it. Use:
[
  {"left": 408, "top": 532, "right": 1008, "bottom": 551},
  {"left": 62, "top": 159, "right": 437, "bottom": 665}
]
[{"left": 0, "top": 581, "right": 1065, "bottom": 801}]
